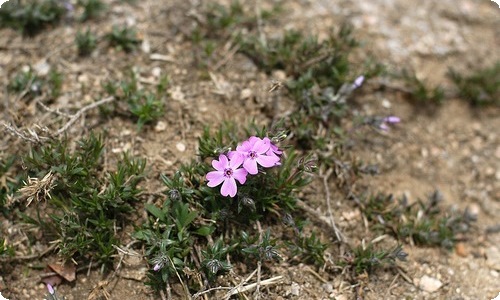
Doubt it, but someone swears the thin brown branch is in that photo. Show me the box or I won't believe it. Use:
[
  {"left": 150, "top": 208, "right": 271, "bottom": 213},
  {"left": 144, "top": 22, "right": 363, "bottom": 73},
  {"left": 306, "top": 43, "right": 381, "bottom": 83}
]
[{"left": 55, "top": 96, "right": 114, "bottom": 136}]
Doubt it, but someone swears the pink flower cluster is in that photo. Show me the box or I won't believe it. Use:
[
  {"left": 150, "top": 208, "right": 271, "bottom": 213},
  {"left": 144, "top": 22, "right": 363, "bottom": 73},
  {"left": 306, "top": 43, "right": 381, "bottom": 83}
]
[{"left": 206, "top": 136, "right": 282, "bottom": 197}]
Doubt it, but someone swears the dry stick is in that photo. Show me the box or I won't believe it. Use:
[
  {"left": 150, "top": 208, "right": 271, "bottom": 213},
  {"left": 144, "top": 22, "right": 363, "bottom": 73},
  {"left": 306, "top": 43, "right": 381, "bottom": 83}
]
[
  {"left": 2, "top": 122, "right": 48, "bottom": 143},
  {"left": 222, "top": 268, "right": 258, "bottom": 300},
  {"left": 227, "top": 276, "right": 284, "bottom": 296},
  {"left": 160, "top": 290, "right": 167, "bottom": 300},
  {"left": 0, "top": 243, "right": 57, "bottom": 262},
  {"left": 55, "top": 96, "right": 114, "bottom": 136},
  {"left": 255, "top": 220, "right": 264, "bottom": 300},
  {"left": 37, "top": 100, "right": 71, "bottom": 118},
  {"left": 193, "top": 286, "right": 232, "bottom": 299},
  {"left": 212, "top": 42, "right": 240, "bottom": 71},
  {"left": 255, "top": 0, "right": 266, "bottom": 48},
  {"left": 321, "top": 168, "right": 346, "bottom": 243}
]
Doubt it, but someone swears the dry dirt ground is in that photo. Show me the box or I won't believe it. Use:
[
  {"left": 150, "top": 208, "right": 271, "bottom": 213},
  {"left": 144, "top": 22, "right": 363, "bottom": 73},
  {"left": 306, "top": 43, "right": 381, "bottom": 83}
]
[{"left": 1, "top": 0, "right": 499, "bottom": 299}]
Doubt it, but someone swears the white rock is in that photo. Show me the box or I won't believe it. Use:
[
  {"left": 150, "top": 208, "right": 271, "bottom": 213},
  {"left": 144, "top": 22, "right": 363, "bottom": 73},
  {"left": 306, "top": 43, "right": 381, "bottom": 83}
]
[
  {"left": 154, "top": 121, "right": 167, "bottom": 132},
  {"left": 176, "top": 142, "right": 186, "bottom": 152},
  {"left": 290, "top": 282, "right": 300, "bottom": 296},
  {"left": 152, "top": 67, "right": 162, "bottom": 78},
  {"left": 381, "top": 99, "right": 392, "bottom": 108},
  {"left": 240, "top": 88, "right": 252, "bottom": 100},
  {"left": 141, "top": 39, "right": 151, "bottom": 53},
  {"left": 419, "top": 275, "right": 442, "bottom": 293},
  {"left": 33, "top": 59, "right": 50, "bottom": 76}
]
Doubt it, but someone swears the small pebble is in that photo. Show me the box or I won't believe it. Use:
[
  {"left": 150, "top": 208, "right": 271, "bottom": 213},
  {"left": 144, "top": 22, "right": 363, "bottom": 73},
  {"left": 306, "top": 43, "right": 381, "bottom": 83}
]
[
  {"left": 419, "top": 275, "right": 443, "bottom": 293},
  {"left": 154, "top": 121, "right": 167, "bottom": 132},
  {"left": 290, "top": 282, "right": 300, "bottom": 296},
  {"left": 176, "top": 142, "right": 186, "bottom": 152},
  {"left": 455, "top": 242, "right": 468, "bottom": 257}
]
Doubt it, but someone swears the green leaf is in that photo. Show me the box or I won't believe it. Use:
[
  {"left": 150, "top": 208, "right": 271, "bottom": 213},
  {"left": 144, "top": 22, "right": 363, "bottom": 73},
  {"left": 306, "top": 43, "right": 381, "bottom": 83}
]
[
  {"left": 194, "top": 225, "right": 215, "bottom": 236},
  {"left": 145, "top": 203, "right": 164, "bottom": 220}
]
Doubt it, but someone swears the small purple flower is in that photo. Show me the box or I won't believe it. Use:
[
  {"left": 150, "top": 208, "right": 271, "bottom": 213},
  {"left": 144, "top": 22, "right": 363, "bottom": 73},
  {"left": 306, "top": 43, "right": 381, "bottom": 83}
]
[
  {"left": 47, "top": 283, "right": 55, "bottom": 295},
  {"left": 263, "top": 137, "right": 282, "bottom": 156},
  {"left": 206, "top": 154, "right": 248, "bottom": 197},
  {"left": 352, "top": 75, "right": 365, "bottom": 89},
  {"left": 230, "top": 137, "right": 280, "bottom": 175},
  {"left": 153, "top": 263, "right": 162, "bottom": 272},
  {"left": 379, "top": 116, "right": 401, "bottom": 131}
]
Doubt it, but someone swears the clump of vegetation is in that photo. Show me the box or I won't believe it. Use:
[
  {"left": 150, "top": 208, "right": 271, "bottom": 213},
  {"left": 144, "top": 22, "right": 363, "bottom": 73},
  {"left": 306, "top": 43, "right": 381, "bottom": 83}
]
[
  {"left": 342, "top": 244, "right": 408, "bottom": 276},
  {"left": 8, "top": 67, "right": 64, "bottom": 101},
  {"left": 135, "top": 122, "right": 324, "bottom": 293},
  {"left": 448, "top": 61, "right": 500, "bottom": 106},
  {"left": 103, "top": 72, "right": 166, "bottom": 129},
  {"left": 78, "top": 0, "right": 106, "bottom": 21},
  {"left": 75, "top": 28, "right": 98, "bottom": 56},
  {"left": 0, "top": 0, "right": 67, "bottom": 35},
  {"left": 358, "top": 191, "right": 474, "bottom": 249},
  {"left": 19, "top": 134, "right": 145, "bottom": 266},
  {"left": 400, "top": 69, "right": 445, "bottom": 104},
  {"left": 106, "top": 25, "right": 141, "bottom": 52}
]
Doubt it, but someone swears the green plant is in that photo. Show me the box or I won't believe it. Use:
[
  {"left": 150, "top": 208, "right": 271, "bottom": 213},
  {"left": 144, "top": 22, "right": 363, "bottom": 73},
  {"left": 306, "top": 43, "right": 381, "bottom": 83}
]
[
  {"left": 103, "top": 72, "right": 166, "bottom": 129},
  {"left": 78, "top": 0, "right": 106, "bottom": 21},
  {"left": 342, "top": 244, "right": 407, "bottom": 275},
  {"left": 128, "top": 93, "right": 164, "bottom": 130},
  {"left": 75, "top": 28, "right": 97, "bottom": 56},
  {"left": 135, "top": 122, "right": 316, "bottom": 293},
  {"left": 8, "top": 67, "right": 63, "bottom": 101},
  {"left": 0, "top": 238, "right": 15, "bottom": 257},
  {"left": 21, "top": 134, "right": 146, "bottom": 266},
  {"left": 8, "top": 68, "right": 41, "bottom": 95},
  {"left": 107, "top": 25, "right": 141, "bottom": 52},
  {"left": 359, "top": 191, "right": 474, "bottom": 249},
  {"left": 448, "top": 61, "right": 500, "bottom": 106},
  {"left": 0, "top": 155, "right": 23, "bottom": 213},
  {"left": 0, "top": 0, "right": 66, "bottom": 35},
  {"left": 287, "top": 230, "right": 327, "bottom": 266},
  {"left": 400, "top": 69, "right": 445, "bottom": 104}
]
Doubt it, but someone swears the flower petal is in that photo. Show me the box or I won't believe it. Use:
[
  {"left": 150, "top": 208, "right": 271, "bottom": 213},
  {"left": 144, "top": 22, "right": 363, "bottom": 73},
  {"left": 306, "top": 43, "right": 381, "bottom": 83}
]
[
  {"left": 212, "top": 154, "right": 228, "bottom": 170},
  {"left": 221, "top": 177, "right": 237, "bottom": 197},
  {"left": 229, "top": 152, "right": 245, "bottom": 168},
  {"left": 252, "top": 139, "right": 270, "bottom": 154},
  {"left": 243, "top": 158, "right": 258, "bottom": 175},
  {"left": 206, "top": 171, "right": 225, "bottom": 187},
  {"left": 233, "top": 168, "right": 248, "bottom": 184},
  {"left": 256, "top": 154, "right": 280, "bottom": 168}
]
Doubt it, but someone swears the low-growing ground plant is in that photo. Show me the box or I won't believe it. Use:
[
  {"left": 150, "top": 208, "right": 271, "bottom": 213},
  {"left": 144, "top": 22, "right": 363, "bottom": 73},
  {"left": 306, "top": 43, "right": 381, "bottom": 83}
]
[
  {"left": 106, "top": 25, "right": 141, "bottom": 52},
  {"left": 78, "top": 0, "right": 106, "bottom": 21},
  {"left": 135, "top": 122, "right": 326, "bottom": 294},
  {"left": 17, "top": 134, "right": 146, "bottom": 267},
  {"left": 448, "top": 61, "right": 500, "bottom": 106},
  {"left": 358, "top": 191, "right": 474, "bottom": 249},
  {"left": 342, "top": 244, "right": 408, "bottom": 276},
  {"left": 102, "top": 71, "right": 166, "bottom": 129},
  {"left": 75, "top": 28, "right": 98, "bottom": 56},
  {"left": 399, "top": 69, "right": 445, "bottom": 104},
  {"left": 8, "top": 67, "right": 63, "bottom": 101},
  {"left": 0, "top": 0, "right": 67, "bottom": 35}
]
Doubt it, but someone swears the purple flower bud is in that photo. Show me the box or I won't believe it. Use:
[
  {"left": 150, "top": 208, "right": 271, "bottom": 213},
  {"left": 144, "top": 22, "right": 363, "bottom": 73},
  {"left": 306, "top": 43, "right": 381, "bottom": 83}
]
[
  {"left": 383, "top": 116, "right": 401, "bottom": 124},
  {"left": 352, "top": 75, "right": 365, "bottom": 89},
  {"left": 47, "top": 283, "right": 55, "bottom": 295},
  {"left": 153, "top": 263, "right": 161, "bottom": 271},
  {"left": 379, "top": 123, "right": 390, "bottom": 132}
]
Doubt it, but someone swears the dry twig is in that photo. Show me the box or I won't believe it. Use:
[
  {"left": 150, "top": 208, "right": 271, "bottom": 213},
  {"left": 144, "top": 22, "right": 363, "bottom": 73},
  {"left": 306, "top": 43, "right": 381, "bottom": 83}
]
[{"left": 321, "top": 168, "right": 347, "bottom": 242}]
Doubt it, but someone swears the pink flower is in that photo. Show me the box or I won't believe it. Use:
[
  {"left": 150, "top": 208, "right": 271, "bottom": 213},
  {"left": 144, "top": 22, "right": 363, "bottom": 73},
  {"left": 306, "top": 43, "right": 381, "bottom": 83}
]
[
  {"left": 47, "top": 283, "right": 55, "bottom": 295},
  {"left": 263, "top": 137, "right": 282, "bottom": 163},
  {"left": 206, "top": 154, "right": 248, "bottom": 197},
  {"left": 379, "top": 116, "right": 401, "bottom": 131},
  {"left": 230, "top": 136, "right": 280, "bottom": 175},
  {"left": 352, "top": 75, "right": 365, "bottom": 89}
]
